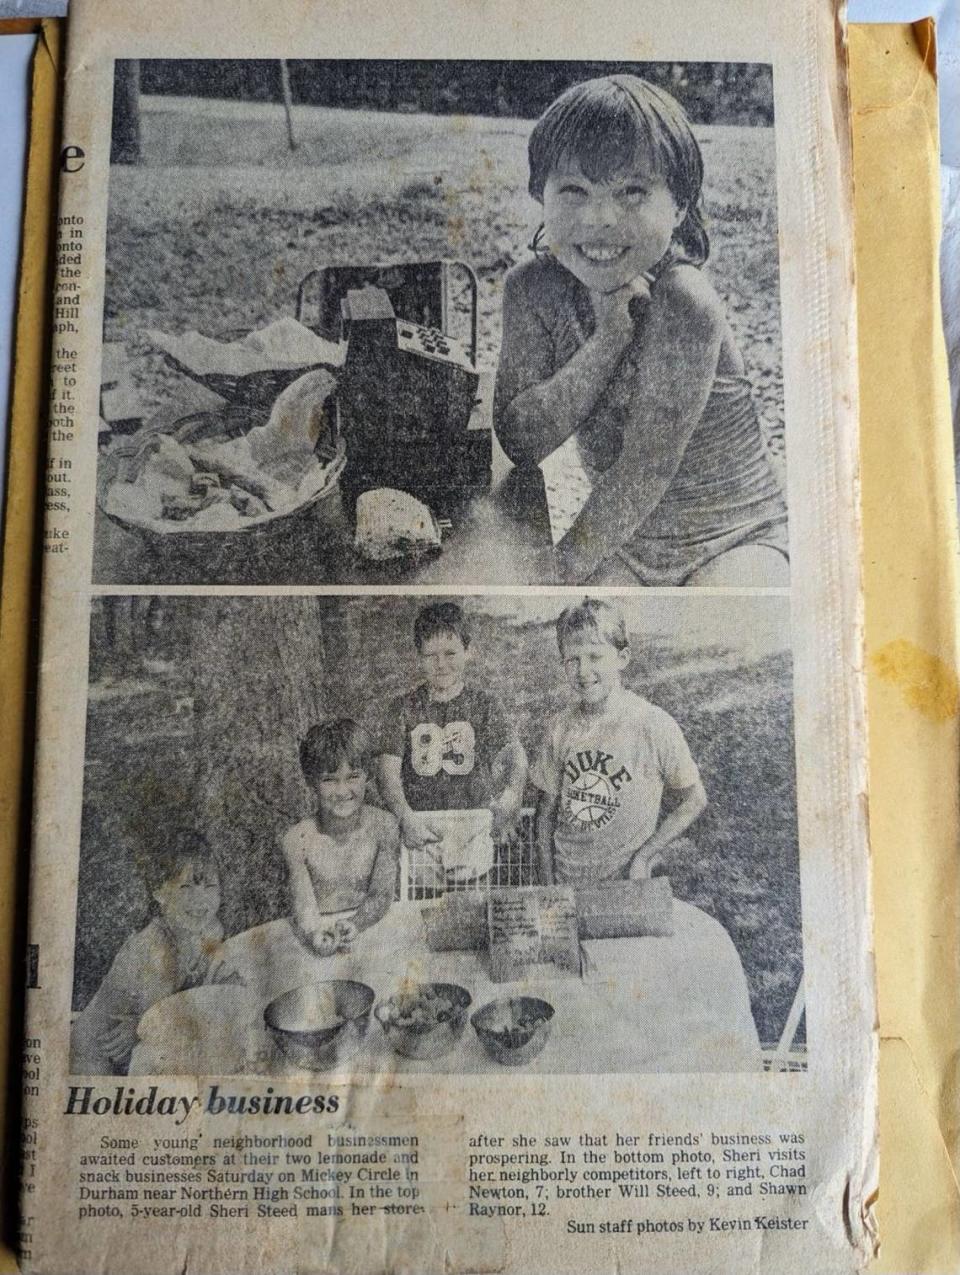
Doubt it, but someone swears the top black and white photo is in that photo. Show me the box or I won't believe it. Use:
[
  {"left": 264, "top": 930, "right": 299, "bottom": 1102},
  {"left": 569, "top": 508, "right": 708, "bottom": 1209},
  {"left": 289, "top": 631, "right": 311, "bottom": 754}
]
[{"left": 94, "top": 58, "right": 787, "bottom": 587}]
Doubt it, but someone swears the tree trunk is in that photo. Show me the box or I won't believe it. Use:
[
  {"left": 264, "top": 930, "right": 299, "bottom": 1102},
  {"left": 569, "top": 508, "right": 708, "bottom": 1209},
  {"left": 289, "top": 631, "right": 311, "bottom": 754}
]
[
  {"left": 278, "top": 59, "right": 297, "bottom": 151},
  {"left": 188, "top": 597, "right": 328, "bottom": 935},
  {"left": 111, "top": 60, "right": 142, "bottom": 165}
]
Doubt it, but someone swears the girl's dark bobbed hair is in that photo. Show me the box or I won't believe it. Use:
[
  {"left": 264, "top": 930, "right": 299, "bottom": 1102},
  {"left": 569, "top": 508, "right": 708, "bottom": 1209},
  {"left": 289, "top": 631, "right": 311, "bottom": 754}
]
[{"left": 528, "top": 74, "right": 709, "bottom": 266}]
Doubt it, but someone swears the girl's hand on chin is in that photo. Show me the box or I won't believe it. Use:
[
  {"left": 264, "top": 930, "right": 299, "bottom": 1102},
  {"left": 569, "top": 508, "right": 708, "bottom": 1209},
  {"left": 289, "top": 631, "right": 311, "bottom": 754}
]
[{"left": 590, "top": 275, "right": 652, "bottom": 337}]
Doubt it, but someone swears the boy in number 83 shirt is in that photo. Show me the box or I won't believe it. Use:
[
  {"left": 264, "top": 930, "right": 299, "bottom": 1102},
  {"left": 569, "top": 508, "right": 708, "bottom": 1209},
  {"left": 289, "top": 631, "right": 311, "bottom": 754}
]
[{"left": 377, "top": 603, "right": 528, "bottom": 883}]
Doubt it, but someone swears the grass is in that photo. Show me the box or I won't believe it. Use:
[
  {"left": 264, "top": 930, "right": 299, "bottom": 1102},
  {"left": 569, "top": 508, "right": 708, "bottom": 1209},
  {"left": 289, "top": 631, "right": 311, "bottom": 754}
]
[
  {"left": 104, "top": 97, "right": 784, "bottom": 473},
  {"left": 86, "top": 98, "right": 798, "bottom": 1054},
  {"left": 75, "top": 595, "right": 802, "bottom": 1053}
]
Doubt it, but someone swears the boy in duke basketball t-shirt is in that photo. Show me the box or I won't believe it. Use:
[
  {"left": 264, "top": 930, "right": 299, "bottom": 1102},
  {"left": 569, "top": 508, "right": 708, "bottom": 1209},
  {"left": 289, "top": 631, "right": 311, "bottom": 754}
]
[
  {"left": 532, "top": 598, "right": 706, "bottom": 886},
  {"left": 376, "top": 603, "right": 528, "bottom": 871}
]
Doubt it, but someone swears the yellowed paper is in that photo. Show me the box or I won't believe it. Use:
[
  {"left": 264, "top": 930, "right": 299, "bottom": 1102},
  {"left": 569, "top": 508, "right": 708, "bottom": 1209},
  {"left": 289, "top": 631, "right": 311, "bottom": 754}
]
[
  {"left": 16, "top": 3, "right": 877, "bottom": 1273},
  {"left": 0, "top": 20, "right": 61, "bottom": 1274},
  {"left": 851, "top": 22, "right": 960, "bottom": 1275},
  {"left": 8, "top": 15, "right": 959, "bottom": 1275}
]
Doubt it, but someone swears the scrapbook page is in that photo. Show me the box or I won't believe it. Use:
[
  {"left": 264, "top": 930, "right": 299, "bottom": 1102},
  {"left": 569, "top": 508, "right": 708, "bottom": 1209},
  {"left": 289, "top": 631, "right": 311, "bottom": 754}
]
[{"left": 14, "top": 2, "right": 880, "bottom": 1272}]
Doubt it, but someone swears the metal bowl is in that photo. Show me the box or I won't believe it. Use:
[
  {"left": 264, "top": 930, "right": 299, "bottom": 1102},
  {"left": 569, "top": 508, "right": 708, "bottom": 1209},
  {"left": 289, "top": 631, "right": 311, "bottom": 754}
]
[
  {"left": 471, "top": 997, "right": 555, "bottom": 1067},
  {"left": 264, "top": 981, "right": 374, "bottom": 1070},
  {"left": 375, "top": 983, "right": 472, "bottom": 1060}
]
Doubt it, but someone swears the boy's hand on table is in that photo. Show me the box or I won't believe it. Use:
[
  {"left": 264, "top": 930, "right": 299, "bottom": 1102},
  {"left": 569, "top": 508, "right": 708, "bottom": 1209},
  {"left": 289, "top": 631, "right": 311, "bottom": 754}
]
[{"left": 334, "top": 919, "right": 358, "bottom": 948}]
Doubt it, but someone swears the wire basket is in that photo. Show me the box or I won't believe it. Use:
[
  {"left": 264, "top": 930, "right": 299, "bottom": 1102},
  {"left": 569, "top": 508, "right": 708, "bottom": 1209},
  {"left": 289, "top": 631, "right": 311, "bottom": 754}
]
[{"left": 400, "top": 808, "right": 538, "bottom": 903}]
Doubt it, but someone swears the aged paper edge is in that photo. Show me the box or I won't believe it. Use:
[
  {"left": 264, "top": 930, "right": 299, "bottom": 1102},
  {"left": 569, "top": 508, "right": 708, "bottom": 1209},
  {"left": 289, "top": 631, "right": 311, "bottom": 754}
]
[
  {"left": 852, "top": 21, "right": 960, "bottom": 1275},
  {"left": 0, "top": 18, "right": 61, "bottom": 1275},
  {"left": 3, "top": 4, "right": 887, "bottom": 1269}
]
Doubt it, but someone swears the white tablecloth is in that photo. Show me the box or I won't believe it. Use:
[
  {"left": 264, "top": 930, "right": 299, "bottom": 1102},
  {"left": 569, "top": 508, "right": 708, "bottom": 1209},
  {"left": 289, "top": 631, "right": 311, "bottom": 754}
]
[{"left": 130, "top": 900, "right": 761, "bottom": 1076}]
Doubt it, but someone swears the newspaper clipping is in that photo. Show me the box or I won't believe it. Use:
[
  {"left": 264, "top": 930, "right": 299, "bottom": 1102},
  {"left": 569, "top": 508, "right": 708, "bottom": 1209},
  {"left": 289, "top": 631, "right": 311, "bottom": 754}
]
[{"left": 22, "top": 1, "right": 873, "bottom": 1272}]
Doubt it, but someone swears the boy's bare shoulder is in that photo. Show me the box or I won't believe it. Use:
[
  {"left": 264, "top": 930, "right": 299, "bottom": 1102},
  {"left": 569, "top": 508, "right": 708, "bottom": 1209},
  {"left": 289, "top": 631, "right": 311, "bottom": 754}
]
[
  {"left": 365, "top": 804, "right": 400, "bottom": 842},
  {"left": 654, "top": 263, "right": 725, "bottom": 330},
  {"left": 113, "top": 920, "right": 156, "bottom": 961},
  {"left": 109, "top": 918, "right": 173, "bottom": 978}
]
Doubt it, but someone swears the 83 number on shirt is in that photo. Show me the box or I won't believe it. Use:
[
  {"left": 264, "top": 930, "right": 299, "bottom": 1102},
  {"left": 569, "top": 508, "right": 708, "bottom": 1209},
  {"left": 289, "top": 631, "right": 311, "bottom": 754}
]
[{"left": 411, "top": 722, "right": 476, "bottom": 776}]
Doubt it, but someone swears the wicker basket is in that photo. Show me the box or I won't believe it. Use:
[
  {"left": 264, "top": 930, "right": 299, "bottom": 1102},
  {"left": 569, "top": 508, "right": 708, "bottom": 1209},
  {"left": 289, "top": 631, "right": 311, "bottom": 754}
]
[{"left": 96, "top": 401, "right": 345, "bottom": 578}]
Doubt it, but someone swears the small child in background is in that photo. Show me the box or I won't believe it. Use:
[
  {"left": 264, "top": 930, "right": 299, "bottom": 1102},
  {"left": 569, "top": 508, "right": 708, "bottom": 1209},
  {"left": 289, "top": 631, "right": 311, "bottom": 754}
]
[
  {"left": 532, "top": 598, "right": 707, "bottom": 886},
  {"left": 283, "top": 719, "right": 400, "bottom": 955},
  {"left": 494, "top": 74, "right": 788, "bottom": 587},
  {"left": 376, "top": 602, "right": 527, "bottom": 889},
  {"left": 70, "top": 831, "right": 224, "bottom": 1075}
]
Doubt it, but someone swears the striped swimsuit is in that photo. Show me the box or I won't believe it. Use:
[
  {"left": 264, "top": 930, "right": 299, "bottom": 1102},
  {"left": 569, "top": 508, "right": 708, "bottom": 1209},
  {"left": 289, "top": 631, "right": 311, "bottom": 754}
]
[{"left": 494, "top": 256, "right": 788, "bottom": 585}]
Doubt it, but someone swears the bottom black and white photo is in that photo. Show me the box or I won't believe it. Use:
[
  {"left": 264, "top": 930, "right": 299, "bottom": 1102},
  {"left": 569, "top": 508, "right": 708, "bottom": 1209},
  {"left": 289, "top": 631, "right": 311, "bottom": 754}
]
[{"left": 71, "top": 591, "right": 802, "bottom": 1077}]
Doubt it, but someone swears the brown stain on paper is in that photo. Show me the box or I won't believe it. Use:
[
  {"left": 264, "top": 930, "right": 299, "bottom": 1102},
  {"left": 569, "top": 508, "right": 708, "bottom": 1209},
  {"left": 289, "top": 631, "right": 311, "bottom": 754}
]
[{"left": 871, "top": 640, "right": 960, "bottom": 722}]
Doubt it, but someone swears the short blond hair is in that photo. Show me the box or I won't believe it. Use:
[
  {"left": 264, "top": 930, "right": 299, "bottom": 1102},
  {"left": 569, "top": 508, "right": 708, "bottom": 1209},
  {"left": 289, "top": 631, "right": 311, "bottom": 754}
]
[{"left": 555, "top": 597, "right": 629, "bottom": 654}]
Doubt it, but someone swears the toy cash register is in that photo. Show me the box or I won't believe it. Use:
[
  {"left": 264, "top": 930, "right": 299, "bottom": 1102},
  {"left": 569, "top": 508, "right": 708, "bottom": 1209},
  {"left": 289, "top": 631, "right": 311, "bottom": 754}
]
[{"left": 297, "top": 262, "right": 491, "bottom": 519}]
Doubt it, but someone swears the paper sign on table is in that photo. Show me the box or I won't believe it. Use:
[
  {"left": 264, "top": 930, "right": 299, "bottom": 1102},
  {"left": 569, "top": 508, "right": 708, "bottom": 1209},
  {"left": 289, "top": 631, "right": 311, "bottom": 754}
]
[{"left": 487, "top": 887, "right": 580, "bottom": 983}]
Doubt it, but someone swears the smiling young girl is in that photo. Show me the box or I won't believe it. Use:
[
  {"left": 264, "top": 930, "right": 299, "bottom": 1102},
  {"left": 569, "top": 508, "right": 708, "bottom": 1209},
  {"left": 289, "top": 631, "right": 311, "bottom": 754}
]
[{"left": 493, "top": 74, "right": 788, "bottom": 587}]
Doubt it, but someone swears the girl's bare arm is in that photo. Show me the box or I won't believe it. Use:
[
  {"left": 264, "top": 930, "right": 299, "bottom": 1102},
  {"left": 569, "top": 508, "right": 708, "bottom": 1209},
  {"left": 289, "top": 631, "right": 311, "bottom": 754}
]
[
  {"left": 555, "top": 267, "right": 724, "bottom": 582},
  {"left": 493, "top": 269, "right": 638, "bottom": 467}
]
